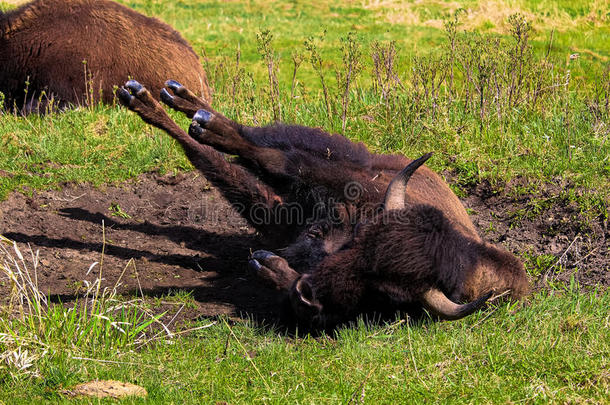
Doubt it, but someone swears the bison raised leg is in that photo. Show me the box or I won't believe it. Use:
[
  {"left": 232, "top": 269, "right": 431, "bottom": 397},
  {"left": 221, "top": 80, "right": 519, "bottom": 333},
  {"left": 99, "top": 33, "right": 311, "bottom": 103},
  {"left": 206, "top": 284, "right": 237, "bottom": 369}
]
[
  {"left": 160, "top": 82, "right": 382, "bottom": 198},
  {"left": 117, "top": 80, "right": 287, "bottom": 237},
  {"left": 161, "top": 80, "right": 228, "bottom": 121}
]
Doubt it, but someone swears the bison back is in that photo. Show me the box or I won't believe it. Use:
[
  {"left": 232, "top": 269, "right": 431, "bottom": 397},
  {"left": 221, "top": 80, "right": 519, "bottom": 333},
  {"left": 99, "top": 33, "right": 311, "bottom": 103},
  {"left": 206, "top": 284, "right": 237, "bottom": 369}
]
[{"left": 0, "top": 0, "right": 210, "bottom": 110}]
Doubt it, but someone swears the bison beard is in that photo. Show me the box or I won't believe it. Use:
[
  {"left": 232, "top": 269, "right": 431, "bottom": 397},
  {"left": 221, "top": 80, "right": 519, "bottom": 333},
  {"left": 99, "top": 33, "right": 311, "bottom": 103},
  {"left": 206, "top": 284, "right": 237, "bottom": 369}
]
[
  {"left": 0, "top": 0, "right": 210, "bottom": 113},
  {"left": 118, "top": 79, "right": 530, "bottom": 330}
]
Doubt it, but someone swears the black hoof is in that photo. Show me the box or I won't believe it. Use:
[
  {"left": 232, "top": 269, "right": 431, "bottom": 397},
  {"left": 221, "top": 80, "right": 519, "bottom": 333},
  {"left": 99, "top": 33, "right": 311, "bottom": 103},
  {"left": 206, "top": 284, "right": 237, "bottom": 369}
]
[
  {"left": 193, "top": 109, "right": 212, "bottom": 126},
  {"left": 251, "top": 250, "right": 278, "bottom": 260},
  {"left": 165, "top": 80, "right": 183, "bottom": 92},
  {"left": 117, "top": 87, "right": 133, "bottom": 105},
  {"left": 248, "top": 259, "right": 262, "bottom": 272},
  {"left": 188, "top": 121, "right": 205, "bottom": 137},
  {"left": 125, "top": 79, "right": 145, "bottom": 95},
  {"left": 160, "top": 88, "right": 174, "bottom": 106}
]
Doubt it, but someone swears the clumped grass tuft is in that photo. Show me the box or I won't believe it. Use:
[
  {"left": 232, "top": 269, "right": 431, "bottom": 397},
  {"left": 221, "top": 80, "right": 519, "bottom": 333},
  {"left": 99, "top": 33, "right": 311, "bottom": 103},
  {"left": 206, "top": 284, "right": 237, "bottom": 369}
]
[{"left": 0, "top": 235, "right": 167, "bottom": 382}]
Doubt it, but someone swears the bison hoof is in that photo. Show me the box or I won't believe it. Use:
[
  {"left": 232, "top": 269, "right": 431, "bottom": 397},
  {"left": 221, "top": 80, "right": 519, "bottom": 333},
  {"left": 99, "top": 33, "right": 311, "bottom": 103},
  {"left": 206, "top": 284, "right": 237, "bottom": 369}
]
[
  {"left": 165, "top": 79, "right": 184, "bottom": 91},
  {"left": 188, "top": 121, "right": 205, "bottom": 137},
  {"left": 248, "top": 259, "right": 262, "bottom": 272},
  {"left": 160, "top": 88, "right": 174, "bottom": 105},
  {"left": 116, "top": 87, "right": 133, "bottom": 105},
  {"left": 193, "top": 109, "right": 212, "bottom": 126},
  {"left": 125, "top": 79, "right": 145, "bottom": 95},
  {"left": 251, "top": 250, "right": 278, "bottom": 260}
]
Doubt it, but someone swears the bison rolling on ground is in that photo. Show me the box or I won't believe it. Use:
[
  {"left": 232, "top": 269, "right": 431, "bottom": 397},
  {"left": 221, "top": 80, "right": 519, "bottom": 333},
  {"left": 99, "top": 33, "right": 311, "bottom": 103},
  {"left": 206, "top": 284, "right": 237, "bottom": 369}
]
[
  {"left": 0, "top": 0, "right": 210, "bottom": 113},
  {"left": 118, "top": 79, "right": 529, "bottom": 330}
]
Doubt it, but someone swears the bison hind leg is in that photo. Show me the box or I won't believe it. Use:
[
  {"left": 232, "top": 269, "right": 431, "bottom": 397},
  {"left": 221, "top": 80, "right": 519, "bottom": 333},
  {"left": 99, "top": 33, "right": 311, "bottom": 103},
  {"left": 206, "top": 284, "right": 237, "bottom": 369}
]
[{"left": 161, "top": 79, "right": 211, "bottom": 118}]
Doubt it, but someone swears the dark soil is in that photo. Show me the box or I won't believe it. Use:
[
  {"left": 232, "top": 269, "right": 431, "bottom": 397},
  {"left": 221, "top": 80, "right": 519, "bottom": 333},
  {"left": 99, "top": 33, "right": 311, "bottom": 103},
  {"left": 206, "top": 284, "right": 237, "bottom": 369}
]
[
  {"left": 463, "top": 177, "right": 609, "bottom": 288},
  {"left": 0, "top": 172, "right": 608, "bottom": 326}
]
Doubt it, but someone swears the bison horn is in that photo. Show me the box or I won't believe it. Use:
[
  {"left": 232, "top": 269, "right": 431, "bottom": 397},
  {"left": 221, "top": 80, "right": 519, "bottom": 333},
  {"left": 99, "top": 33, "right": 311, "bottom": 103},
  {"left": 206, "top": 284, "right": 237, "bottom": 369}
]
[
  {"left": 383, "top": 152, "right": 433, "bottom": 211},
  {"left": 421, "top": 288, "right": 492, "bottom": 320}
]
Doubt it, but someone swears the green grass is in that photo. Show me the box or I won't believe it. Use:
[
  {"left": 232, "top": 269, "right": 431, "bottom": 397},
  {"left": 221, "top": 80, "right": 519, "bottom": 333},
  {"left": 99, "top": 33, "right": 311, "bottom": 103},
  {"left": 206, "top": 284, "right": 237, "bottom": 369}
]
[
  {"left": 0, "top": 0, "right": 609, "bottom": 402},
  {"left": 2, "top": 285, "right": 609, "bottom": 403}
]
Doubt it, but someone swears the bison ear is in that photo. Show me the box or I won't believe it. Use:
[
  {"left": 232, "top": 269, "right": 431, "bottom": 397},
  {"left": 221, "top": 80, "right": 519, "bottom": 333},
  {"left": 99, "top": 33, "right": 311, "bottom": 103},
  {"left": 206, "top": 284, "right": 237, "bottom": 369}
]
[{"left": 294, "top": 276, "right": 322, "bottom": 313}]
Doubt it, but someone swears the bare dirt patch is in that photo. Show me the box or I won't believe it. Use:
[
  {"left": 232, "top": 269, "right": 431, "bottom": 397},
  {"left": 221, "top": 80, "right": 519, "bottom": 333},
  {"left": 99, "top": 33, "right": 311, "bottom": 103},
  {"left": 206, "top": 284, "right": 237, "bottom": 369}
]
[
  {"left": 462, "top": 178, "right": 609, "bottom": 288},
  {"left": 0, "top": 172, "right": 607, "bottom": 326},
  {"left": 0, "top": 172, "right": 276, "bottom": 323}
]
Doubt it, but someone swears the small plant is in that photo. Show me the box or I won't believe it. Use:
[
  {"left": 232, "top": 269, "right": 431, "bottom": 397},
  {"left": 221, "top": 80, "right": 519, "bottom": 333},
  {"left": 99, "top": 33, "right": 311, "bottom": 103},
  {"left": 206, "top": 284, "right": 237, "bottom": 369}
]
[
  {"left": 230, "top": 43, "right": 245, "bottom": 108},
  {"left": 506, "top": 13, "right": 532, "bottom": 109},
  {"left": 109, "top": 202, "right": 131, "bottom": 219},
  {"left": 337, "top": 32, "right": 363, "bottom": 132},
  {"left": 304, "top": 31, "right": 332, "bottom": 118},
  {"left": 370, "top": 40, "right": 402, "bottom": 104},
  {"left": 21, "top": 76, "right": 31, "bottom": 114},
  {"left": 256, "top": 29, "right": 281, "bottom": 121},
  {"left": 290, "top": 50, "right": 304, "bottom": 101},
  {"left": 82, "top": 59, "right": 95, "bottom": 108},
  {"left": 443, "top": 8, "right": 466, "bottom": 100}
]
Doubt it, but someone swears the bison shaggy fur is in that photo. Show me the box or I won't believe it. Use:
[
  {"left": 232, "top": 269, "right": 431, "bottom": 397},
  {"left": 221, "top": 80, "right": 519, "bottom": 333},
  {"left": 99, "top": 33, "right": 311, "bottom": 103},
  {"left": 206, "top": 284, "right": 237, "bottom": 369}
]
[{"left": 0, "top": 0, "right": 210, "bottom": 113}]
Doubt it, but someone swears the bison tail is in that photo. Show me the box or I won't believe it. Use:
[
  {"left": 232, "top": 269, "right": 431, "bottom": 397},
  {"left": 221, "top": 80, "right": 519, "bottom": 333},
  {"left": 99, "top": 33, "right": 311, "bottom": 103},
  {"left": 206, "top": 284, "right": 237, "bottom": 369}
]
[{"left": 421, "top": 288, "right": 492, "bottom": 321}]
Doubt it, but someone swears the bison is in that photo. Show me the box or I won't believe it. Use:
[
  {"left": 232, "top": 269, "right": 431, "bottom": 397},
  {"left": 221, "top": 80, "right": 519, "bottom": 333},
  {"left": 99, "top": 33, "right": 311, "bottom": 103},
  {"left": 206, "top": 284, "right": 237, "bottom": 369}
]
[
  {"left": 117, "top": 79, "right": 529, "bottom": 329},
  {"left": 0, "top": 0, "right": 210, "bottom": 113}
]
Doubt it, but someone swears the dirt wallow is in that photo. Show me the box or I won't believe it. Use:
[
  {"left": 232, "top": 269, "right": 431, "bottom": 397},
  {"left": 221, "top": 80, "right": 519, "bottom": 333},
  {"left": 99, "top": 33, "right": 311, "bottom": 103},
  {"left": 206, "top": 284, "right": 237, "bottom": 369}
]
[{"left": 0, "top": 173, "right": 607, "bottom": 328}]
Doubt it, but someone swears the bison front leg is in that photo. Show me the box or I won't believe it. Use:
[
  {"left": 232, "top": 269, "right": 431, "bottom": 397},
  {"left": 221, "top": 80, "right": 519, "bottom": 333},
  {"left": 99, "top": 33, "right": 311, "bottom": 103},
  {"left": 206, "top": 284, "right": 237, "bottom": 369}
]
[
  {"left": 117, "top": 80, "right": 285, "bottom": 236},
  {"left": 249, "top": 250, "right": 300, "bottom": 291}
]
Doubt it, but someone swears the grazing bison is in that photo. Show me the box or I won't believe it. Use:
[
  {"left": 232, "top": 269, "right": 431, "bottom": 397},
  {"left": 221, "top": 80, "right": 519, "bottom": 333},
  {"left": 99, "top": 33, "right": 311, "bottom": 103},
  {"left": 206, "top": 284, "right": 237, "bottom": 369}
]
[
  {"left": 0, "top": 0, "right": 210, "bottom": 113},
  {"left": 118, "top": 79, "right": 529, "bottom": 328}
]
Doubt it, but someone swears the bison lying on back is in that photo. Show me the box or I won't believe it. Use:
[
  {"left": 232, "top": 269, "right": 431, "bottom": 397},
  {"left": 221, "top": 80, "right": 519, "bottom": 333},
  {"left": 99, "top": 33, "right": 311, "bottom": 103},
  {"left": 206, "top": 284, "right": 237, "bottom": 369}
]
[
  {"left": 0, "top": 0, "right": 210, "bottom": 113},
  {"left": 118, "top": 79, "right": 529, "bottom": 330}
]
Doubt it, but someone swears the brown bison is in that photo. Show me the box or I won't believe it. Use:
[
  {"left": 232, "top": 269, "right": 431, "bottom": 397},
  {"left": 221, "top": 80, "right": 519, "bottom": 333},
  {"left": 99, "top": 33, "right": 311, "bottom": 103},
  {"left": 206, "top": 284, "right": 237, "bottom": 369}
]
[
  {"left": 0, "top": 0, "right": 210, "bottom": 113},
  {"left": 118, "top": 79, "right": 529, "bottom": 329}
]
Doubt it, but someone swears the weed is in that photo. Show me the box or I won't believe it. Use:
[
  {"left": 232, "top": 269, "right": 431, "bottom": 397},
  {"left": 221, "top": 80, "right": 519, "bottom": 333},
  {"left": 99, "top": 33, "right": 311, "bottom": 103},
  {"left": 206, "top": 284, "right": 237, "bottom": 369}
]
[
  {"left": 290, "top": 50, "right": 305, "bottom": 102},
  {"left": 256, "top": 29, "right": 281, "bottom": 121},
  {"left": 108, "top": 202, "right": 131, "bottom": 219},
  {"left": 337, "top": 32, "right": 363, "bottom": 132},
  {"left": 304, "top": 31, "right": 333, "bottom": 118}
]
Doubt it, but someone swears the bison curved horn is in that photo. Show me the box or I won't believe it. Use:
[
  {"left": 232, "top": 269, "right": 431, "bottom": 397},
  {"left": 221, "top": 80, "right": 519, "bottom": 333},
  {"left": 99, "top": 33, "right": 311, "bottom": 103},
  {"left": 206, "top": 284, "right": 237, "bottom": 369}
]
[
  {"left": 383, "top": 152, "right": 433, "bottom": 211},
  {"left": 421, "top": 288, "right": 492, "bottom": 320}
]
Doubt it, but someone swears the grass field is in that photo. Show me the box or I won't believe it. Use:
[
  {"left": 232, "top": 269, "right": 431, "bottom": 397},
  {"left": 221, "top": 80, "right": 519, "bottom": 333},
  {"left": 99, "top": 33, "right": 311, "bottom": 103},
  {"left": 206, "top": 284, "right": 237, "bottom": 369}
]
[{"left": 0, "top": 0, "right": 609, "bottom": 402}]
